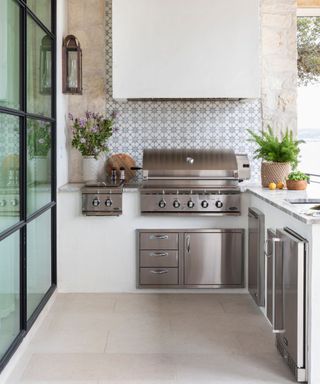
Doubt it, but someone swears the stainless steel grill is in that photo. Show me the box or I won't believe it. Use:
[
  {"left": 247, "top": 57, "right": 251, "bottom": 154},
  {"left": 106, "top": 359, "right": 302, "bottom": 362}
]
[{"left": 140, "top": 149, "right": 250, "bottom": 215}]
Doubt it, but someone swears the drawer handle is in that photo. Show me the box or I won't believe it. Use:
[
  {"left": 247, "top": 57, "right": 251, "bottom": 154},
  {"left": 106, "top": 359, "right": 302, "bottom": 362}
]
[
  {"left": 150, "top": 269, "right": 169, "bottom": 275},
  {"left": 149, "top": 252, "right": 169, "bottom": 257},
  {"left": 149, "top": 235, "right": 169, "bottom": 240}
]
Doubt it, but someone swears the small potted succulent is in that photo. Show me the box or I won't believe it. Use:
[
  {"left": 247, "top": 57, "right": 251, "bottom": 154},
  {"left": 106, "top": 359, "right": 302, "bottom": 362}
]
[
  {"left": 248, "top": 126, "right": 303, "bottom": 188},
  {"left": 286, "top": 171, "right": 310, "bottom": 191}
]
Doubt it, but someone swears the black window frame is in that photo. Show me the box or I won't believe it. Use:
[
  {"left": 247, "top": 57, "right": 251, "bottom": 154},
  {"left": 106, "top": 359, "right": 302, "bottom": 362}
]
[{"left": 0, "top": 0, "right": 56, "bottom": 372}]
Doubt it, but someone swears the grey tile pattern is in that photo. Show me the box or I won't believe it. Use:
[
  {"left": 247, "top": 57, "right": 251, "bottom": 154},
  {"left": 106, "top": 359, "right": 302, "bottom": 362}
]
[
  {"left": 0, "top": 113, "right": 19, "bottom": 164},
  {"left": 104, "top": 0, "right": 262, "bottom": 182}
]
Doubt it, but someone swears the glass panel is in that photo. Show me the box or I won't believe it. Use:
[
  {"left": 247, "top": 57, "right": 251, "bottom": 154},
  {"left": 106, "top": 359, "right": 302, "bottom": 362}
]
[
  {"left": 0, "top": 114, "right": 20, "bottom": 234},
  {"left": 27, "top": 16, "right": 52, "bottom": 117},
  {"left": 0, "top": 232, "right": 20, "bottom": 361},
  {"left": 27, "top": 119, "right": 52, "bottom": 215},
  {"left": 27, "top": 210, "right": 51, "bottom": 319},
  {"left": 27, "top": 0, "right": 52, "bottom": 31},
  {"left": 0, "top": 0, "right": 20, "bottom": 110}
]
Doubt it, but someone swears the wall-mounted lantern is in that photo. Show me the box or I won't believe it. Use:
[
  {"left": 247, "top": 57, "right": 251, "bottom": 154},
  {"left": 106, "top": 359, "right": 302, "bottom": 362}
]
[
  {"left": 40, "top": 35, "right": 52, "bottom": 94},
  {"left": 62, "top": 35, "right": 82, "bottom": 94}
]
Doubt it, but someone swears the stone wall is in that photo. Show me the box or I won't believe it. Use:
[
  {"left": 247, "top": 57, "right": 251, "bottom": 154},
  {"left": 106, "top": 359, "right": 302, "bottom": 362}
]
[{"left": 261, "top": 0, "right": 298, "bottom": 134}]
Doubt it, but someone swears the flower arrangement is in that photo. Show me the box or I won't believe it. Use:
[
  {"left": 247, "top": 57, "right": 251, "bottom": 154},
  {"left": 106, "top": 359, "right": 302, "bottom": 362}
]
[
  {"left": 69, "top": 111, "right": 117, "bottom": 159},
  {"left": 28, "top": 120, "right": 51, "bottom": 159}
]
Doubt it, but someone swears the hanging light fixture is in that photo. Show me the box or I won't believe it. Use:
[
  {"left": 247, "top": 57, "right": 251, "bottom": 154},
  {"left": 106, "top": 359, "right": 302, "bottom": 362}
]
[
  {"left": 62, "top": 35, "right": 82, "bottom": 94},
  {"left": 40, "top": 35, "right": 52, "bottom": 94}
]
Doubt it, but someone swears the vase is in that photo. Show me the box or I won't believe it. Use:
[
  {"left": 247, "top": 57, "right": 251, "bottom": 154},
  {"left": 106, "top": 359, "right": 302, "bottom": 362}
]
[
  {"left": 30, "top": 156, "right": 49, "bottom": 184},
  {"left": 83, "top": 156, "right": 99, "bottom": 182},
  {"left": 261, "top": 162, "right": 291, "bottom": 188},
  {"left": 286, "top": 180, "right": 308, "bottom": 191}
]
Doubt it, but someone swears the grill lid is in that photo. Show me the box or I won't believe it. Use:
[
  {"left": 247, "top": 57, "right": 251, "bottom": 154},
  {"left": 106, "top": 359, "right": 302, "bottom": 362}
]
[{"left": 143, "top": 149, "right": 239, "bottom": 179}]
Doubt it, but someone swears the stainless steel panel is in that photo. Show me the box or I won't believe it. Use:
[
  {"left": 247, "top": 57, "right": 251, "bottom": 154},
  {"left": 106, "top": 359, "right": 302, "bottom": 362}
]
[
  {"left": 236, "top": 154, "right": 251, "bottom": 180},
  {"left": 82, "top": 193, "right": 122, "bottom": 216},
  {"left": 184, "top": 230, "right": 243, "bottom": 286},
  {"left": 141, "top": 192, "right": 240, "bottom": 215},
  {"left": 248, "top": 208, "right": 265, "bottom": 306},
  {"left": 276, "top": 228, "right": 306, "bottom": 370},
  {"left": 266, "top": 229, "right": 277, "bottom": 325},
  {"left": 140, "top": 250, "right": 178, "bottom": 268},
  {"left": 140, "top": 268, "right": 178, "bottom": 285},
  {"left": 140, "top": 232, "right": 179, "bottom": 250}
]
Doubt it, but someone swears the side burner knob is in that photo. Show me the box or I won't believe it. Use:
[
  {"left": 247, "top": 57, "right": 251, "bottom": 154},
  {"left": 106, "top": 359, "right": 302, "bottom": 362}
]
[
  {"left": 187, "top": 200, "right": 195, "bottom": 208},
  {"left": 159, "top": 199, "right": 166, "bottom": 208},
  {"left": 201, "top": 200, "right": 209, "bottom": 209},
  {"left": 105, "top": 199, "right": 113, "bottom": 207},
  {"left": 216, "top": 201, "right": 223, "bottom": 209},
  {"left": 92, "top": 198, "right": 101, "bottom": 207}
]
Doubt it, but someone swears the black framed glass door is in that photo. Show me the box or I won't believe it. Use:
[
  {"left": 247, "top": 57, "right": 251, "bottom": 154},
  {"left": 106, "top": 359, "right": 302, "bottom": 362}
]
[{"left": 0, "top": 0, "right": 56, "bottom": 372}]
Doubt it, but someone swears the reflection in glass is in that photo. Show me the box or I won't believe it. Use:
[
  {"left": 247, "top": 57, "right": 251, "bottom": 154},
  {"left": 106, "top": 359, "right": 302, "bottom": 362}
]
[
  {"left": 27, "top": 210, "right": 51, "bottom": 319},
  {"left": 68, "top": 51, "right": 78, "bottom": 88},
  {"left": 0, "top": 0, "right": 20, "bottom": 110},
  {"left": 27, "top": 119, "right": 51, "bottom": 215},
  {"left": 27, "top": 0, "right": 51, "bottom": 31},
  {"left": 0, "top": 232, "right": 20, "bottom": 361},
  {"left": 0, "top": 114, "right": 20, "bottom": 234},
  {"left": 27, "top": 16, "right": 52, "bottom": 117}
]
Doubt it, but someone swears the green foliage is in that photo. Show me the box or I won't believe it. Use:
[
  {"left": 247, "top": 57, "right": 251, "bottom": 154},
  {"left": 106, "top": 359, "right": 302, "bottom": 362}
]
[
  {"left": 70, "top": 111, "right": 116, "bottom": 159},
  {"left": 297, "top": 17, "right": 320, "bottom": 86},
  {"left": 287, "top": 170, "right": 310, "bottom": 182},
  {"left": 28, "top": 120, "right": 51, "bottom": 158},
  {"left": 247, "top": 126, "right": 303, "bottom": 168}
]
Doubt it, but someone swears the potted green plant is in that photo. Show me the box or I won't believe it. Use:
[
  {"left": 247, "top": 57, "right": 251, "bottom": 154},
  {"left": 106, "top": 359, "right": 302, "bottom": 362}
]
[
  {"left": 286, "top": 171, "right": 310, "bottom": 190},
  {"left": 69, "top": 111, "right": 117, "bottom": 181},
  {"left": 248, "top": 126, "right": 303, "bottom": 188}
]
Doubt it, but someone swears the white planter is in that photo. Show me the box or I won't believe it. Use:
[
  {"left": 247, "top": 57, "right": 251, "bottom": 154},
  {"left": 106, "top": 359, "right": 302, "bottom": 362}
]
[{"left": 83, "top": 156, "right": 99, "bottom": 182}]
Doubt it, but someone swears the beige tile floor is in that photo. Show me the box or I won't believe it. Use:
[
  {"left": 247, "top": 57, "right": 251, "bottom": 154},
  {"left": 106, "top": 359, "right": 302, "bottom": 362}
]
[{"left": 5, "top": 293, "right": 295, "bottom": 384}]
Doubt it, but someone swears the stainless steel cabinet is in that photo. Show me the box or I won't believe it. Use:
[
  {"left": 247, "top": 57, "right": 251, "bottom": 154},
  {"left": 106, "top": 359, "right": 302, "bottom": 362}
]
[
  {"left": 266, "top": 227, "right": 308, "bottom": 382},
  {"left": 137, "top": 229, "right": 244, "bottom": 288},
  {"left": 184, "top": 230, "right": 244, "bottom": 287},
  {"left": 248, "top": 208, "right": 265, "bottom": 306}
]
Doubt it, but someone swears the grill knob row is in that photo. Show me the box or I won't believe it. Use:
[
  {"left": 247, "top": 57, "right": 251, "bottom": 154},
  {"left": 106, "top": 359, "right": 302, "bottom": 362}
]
[{"left": 157, "top": 199, "right": 224, "bottom": 209}]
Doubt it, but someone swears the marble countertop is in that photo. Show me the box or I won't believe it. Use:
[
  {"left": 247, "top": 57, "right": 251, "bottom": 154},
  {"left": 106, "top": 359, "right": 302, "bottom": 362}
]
[{"left": 247, "top": 186, "right": 320, "bottom": 224}]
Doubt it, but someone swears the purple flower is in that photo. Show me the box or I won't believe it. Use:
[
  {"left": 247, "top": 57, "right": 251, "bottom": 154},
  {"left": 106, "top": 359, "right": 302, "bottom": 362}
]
[
  {"left": 85, "top": 111, "right": 93, "bottom": 119},
  {"left": 68, "top": 113, "right": 74, "bottom": 121},
  {"left": 80, "top": 138, "right": 86, "bottom": 144},
  {"left": 79, "top": 118, "right": 86, "bottom": 128},
  {"left": 111, "top": 110, "right": 119, "bottom": 119},
  {"left": 91, "top": 125, "right": 98, "bottom": 133}
]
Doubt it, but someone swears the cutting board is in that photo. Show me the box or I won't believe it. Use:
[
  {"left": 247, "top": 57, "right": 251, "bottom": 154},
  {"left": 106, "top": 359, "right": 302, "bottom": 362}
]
[{"left": 106, "top": 153, "right": 137, "bottom": 181}]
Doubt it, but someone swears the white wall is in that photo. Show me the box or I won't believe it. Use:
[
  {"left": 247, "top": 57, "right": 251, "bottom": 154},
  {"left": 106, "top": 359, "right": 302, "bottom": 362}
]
[{"left": 56, "top": 0, "right": 69, "bottom": 188}]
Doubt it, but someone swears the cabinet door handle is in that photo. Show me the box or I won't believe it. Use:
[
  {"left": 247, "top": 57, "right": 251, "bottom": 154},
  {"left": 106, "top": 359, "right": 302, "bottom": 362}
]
[
  {"left": 150, "top": 269, "right": 169, "bottom": 275},
  {"left": 264, "top": 239, "right": 273, "bottom": 258},
  {"left": 149, "top": 235, "right": 169, "bottom": 240},
  {"left": 149, "top": 252, "right": 169, "bottom": 257}
]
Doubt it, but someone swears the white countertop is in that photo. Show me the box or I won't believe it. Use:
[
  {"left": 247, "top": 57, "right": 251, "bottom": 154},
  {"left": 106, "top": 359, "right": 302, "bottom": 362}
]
[{"left": 247, "top": 185, "right": 320, "bottom": 224}]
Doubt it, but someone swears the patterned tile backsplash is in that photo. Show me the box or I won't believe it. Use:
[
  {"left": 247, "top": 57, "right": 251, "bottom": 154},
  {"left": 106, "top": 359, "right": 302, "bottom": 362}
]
[{"left": 105, "top": 0, "right": 263, "bottom": 182}]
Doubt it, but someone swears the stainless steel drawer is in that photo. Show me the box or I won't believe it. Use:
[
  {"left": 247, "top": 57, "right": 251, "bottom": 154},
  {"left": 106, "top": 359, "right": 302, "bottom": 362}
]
[
  {"left": 140, "top": 232, "right": 178, "bottom": 250},
  {"left": 140, "top": 268, "right": 178, "bottom": 285},
  {"left": 140, "top": 250, "right": 178, "bottom": 268}
]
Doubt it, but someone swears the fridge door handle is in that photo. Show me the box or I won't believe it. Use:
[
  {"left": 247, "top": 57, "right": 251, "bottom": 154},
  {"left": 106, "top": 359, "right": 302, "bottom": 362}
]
[
  {"left": 264, "top": 239, "right": 273, "bottom": 258},
  {"left": 272, "top": 237, "right": 285, "bottom": 334},
  {"left": 186, "top": 234, "right": 191, "bottom": 253}
]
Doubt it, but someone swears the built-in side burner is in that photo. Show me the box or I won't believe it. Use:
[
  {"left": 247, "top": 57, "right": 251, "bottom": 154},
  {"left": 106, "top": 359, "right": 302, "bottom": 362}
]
[{"left": 81, "top": 178, "right": 124, "bottom": 216}]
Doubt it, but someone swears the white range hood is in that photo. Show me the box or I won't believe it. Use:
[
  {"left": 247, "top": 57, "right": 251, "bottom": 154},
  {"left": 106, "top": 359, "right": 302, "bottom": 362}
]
[{"left": 112, "top": 0, "right": 260, "bottom": 99}]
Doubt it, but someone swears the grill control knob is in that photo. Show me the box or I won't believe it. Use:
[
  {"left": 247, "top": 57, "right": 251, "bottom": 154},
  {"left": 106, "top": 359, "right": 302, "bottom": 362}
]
[
  {"left": 105, "top": 198, "right": 113, "bottom": 207},
  {"left": 187, "top": 200, "right": 195, "bottom": 208},
  {"left": 216, "top": 201, "right": 223, "bottom": 209},
  {"left": 92, "top": 198, "right": 101, "bottom": 207},
  {"left": 201, "top": 200, "right": 209, "bottom": 208},
  {"left": 159, "top": 199, "right": 166, "bottom": 208},
  {"left": 0, "top": 199, "right": 7, "bottom": 207},
  {"left": 10, "top": 198, "right": 18, "bottom": 207},
  {"left": 173, "top": 200, "right": 181, "bottom": 208}
]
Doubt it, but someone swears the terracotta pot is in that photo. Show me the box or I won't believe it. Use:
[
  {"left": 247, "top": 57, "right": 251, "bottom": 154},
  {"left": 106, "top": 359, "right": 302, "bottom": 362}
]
[
  {"left": 261, "top": 162, "right": 291, "bottom": 188},
  {"left": 286, "top": 180, "right": 308, "bottom": 191}
]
